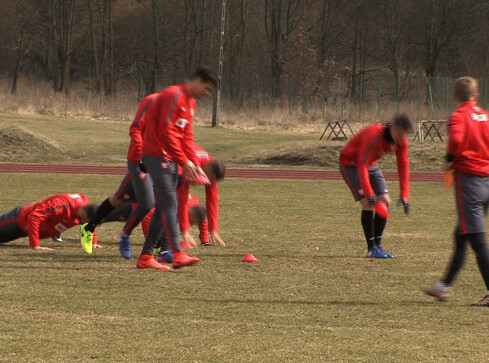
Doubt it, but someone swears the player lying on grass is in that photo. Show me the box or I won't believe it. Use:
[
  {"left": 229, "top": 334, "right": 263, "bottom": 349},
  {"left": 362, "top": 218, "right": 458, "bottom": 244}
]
[
  {"left": 0, "top": 193, "right": 98, "bottom": 252},
  {"left": 339, "top": 113, "right": 412, "bottom": 258},
  {"left": 423, "top": 76, "right": 489, "bottom": 307}
]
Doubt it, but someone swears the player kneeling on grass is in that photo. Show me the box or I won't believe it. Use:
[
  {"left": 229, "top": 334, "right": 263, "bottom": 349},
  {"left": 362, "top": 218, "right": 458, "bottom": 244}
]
[
  {"left": 423, "top": 77, "right": 489, "bottom": 307},
  {"left": 0, "top": 193, "right": 98, "bottom": 252},
  {"left": 339, "top": 113, "right": 412, "bottom": 258}
]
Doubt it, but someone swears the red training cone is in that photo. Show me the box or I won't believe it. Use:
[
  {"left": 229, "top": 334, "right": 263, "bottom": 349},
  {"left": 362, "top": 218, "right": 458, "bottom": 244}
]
[
  {"left": 180, "top": 241, "right": 193, "bottom": 249},
  {"left": 241, "top": 253, "right": 259, "bottom": 263}
]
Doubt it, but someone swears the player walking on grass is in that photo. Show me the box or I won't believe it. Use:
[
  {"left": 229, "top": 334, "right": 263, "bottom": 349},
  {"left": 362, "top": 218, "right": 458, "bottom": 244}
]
[
  {"left": 0, "top": 193, "right": 97, "bottom": 252},
  {"left": 177, "top": 144, "right": 226, "bottom": 247},
  {"left": 423, "top": 77, "right": 489, "bottom": 307},
  {"left": 80, "top": 93, "right": 158, "bottom": 259},
  {"left": 137, "top": 66, "right": 217, "bottom": 270},
  {"left": 339, "top": 114, "right": 412, "bottom": 258}
]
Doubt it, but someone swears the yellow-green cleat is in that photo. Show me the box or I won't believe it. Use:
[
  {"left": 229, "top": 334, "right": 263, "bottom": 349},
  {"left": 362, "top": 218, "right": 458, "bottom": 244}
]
[{"left": 80, "top": 223, "right": 93, "bottom": 254}]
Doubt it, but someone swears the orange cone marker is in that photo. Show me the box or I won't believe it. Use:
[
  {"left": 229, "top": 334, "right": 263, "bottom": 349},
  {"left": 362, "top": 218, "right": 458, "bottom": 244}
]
[{"left": 241, "top": 253, "right": 259, "bottom": 262}]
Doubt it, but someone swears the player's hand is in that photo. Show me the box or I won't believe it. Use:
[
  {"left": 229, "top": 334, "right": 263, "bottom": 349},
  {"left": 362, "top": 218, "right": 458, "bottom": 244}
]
[
  {"left": 93, "top": 244, "right": 104, "bottom": 249},
  {"left": 183, "top": 231, "right": 197, "bottom": 248},
  {"left": 138, "top": 159, "right": 147, "bottom": 173},
  {"left": 34, "top": 246, "right": 54, "bottom": 251},
  {"left": 378, "top": 194, "right": 391, "bottom": 207},
  {"left": 367, "top": 195, "right": 378, "bottom": 206},
  {"left": 398, "top": 198, "right": 410, "bottom": 215},
  {"left": 183, "top": 161, "right": 198, "bottom": 182},
  {"left": 210, "top": 231, "right": 225, "bottom": 247}
]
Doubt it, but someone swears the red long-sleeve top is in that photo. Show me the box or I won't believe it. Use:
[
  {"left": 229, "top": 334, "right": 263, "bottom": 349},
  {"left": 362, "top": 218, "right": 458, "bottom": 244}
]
[
  {"left": 447, "top": 101, "right": 489, "bottom": 176},
  {"left": 127, "top": 93, "right": 159, "bottom": 163},
  {"left": 16, "top": 193, "right": 92, "bottom": 247},
  {"left": 177, "top": 144, "right": 219, "bottom": 233},
  {"left": 140, "top": 195, "right": 208, "bottom": 243},
  {"left": 142, "top": 84, "right": 200, "bottom": 167},
  {"left": 339, "top": 123, "right": 410, "bottom": 200}
]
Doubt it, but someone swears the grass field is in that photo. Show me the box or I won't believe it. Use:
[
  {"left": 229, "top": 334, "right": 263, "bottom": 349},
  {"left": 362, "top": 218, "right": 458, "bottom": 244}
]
[{"left": 1, "top": 172, "right": 489, "bottom": 362}]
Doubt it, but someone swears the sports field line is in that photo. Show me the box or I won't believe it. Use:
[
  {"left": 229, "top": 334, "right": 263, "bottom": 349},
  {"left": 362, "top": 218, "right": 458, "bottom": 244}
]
[{"left": 0, "top": 163, "right": 443, "bottom": 182}]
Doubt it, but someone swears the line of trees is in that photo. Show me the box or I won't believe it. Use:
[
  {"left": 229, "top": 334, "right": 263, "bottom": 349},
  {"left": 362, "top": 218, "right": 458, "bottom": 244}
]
[{"left": 1, "top": 0, "right": 488, "bottom": 102}]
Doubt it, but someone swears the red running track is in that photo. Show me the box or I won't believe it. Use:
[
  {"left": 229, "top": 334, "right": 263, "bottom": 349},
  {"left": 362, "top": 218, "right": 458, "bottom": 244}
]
[{"left": 0, "top": 163, "right": 443, "bottom": 182}]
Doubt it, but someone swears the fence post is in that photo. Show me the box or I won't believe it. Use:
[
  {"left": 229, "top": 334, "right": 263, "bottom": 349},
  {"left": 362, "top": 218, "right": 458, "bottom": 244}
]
[
  {"left": 417, "top": 77, "right": 420, "bottom": 120},
  {"left": 88, "top": 64, "right": 91, "bottom": 99},
  {"left": 359, "top": 74, "right": 363, "bottom": 119},
  {"left": 322, "top": 78, "right": 326, "bottom": 117},
  {"left": 138, "top": 68, "right": 143, "bottom": 99},
  {"left": 377, "top": 77, "right": 381, "bottom": 120},
  {"left": 240, "top": 77, "right": 244, "bottom": 108},
  {"left": 428, "top": 77, "right": 434, "bottom": 119},
  {"left": 272, "top": 76, "right": 276, "bottom": 111}
]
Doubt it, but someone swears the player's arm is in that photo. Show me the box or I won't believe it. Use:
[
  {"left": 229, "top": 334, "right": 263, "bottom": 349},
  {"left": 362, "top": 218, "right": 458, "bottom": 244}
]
[
  {"left": 26, "top": 208, "right": 54, "bottom": 251},
  {"left": 447, "top": 112, "right": 466, "bottom": 161}
]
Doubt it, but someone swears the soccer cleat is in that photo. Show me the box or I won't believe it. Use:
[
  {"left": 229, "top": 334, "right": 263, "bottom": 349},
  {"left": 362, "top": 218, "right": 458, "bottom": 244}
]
[
  {"left": 157, "top": 250, "right": 174, "bottom": 264},
  {"left": 172, "top": 251, "right": 200, "bottom": 269},
  {"left": 200, "top": 242, "right": 211, "bottom": 247},
  {"left": 422, "top": 283, "right": 449, "bottom": 302},
  {"left": 471, "top": 295, "right": 489, "bottom": 307},
  {"left": 119, "top": 234, "right": 132, "bottom": 259},
  {"left": 366, "top": 246, "right": 388, "bottom": 258},
  {"left": 51, "top": 235, "right": 63, "bottom": 242},
  {"left": 80, "top": 223, "right": 93, "bottom": 254},
  {"left": 137, "top": 254, "right": 171, "bottom": 270},
  {"left": 376, "top": 246, "right": 394, "bottom": 258}
]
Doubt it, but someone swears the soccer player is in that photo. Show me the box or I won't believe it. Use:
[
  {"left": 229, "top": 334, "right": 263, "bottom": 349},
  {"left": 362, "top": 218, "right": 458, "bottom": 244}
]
[
  {"left": 177, "top": 144, "right": 226, "bottom": 247},
  {"left": 339, "top": 114, "right": 412, "bottom": 258},
  {"left": 137, "top": 66, "right": 217, "bottom": 270},
  {"left": 0, "top": 193, "right": 97, "bottom": 252},
  {"left": 423, "top": 77, "right": 489, "bottom": 306},
  {"left": 80, "top": 93, "right": 158, "bottom": 259}
]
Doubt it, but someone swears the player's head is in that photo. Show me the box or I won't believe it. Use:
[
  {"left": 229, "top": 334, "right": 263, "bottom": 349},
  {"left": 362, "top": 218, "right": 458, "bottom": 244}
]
[
  {"left": 388, "top": 113, "right": 413, "bottom": 143},
  {"left": 188, "top": 66, "right": 217, "bottom": 99},
  {"left": 78, "top": 204, "right": 99, "bottom": 223},
  {"left": 188, "top": 205, "right": 207, "bottom": 225},
  {"left": 453, "top": 76, "right": 478, "bottom": 103},
  {"left": 202, "top": 160, "right": 226, "bottom": 183}
]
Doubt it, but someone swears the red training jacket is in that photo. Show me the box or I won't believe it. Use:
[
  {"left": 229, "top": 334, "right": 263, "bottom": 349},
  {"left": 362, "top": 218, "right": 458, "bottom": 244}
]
[
  {"left": 127, "top": 93, "right": 159, "bottom": 163},
  {"left": 142, "top": 84, "right": 200, "bottom": 167},
  {"left": 339, "top": 123, "right": 410, "bottom": 200},
  {"left": 447, "top": 101, "right": 489, "bottom": 176},
  {"left": 16, "top": 193, "right": 92, "bottom": 248},
  {"left": 177, "top": 144, "right": 219, "bottom": 233},
  {"left": 140, "top": 195, "right": 208, "bottom": 243}
]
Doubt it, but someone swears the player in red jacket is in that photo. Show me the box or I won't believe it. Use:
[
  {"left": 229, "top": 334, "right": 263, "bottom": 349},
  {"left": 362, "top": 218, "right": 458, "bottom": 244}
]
[
  {"left": 339, "top": 114, "right": 412, "bottom": 258},
  {"left": 80, "top": 93, "right": 158, "bottom": 259},
  {"left": 0, "top": 193, "right": 97, "bottom": 252},
  {"left": 177, "top": 144, "right": 226, "bottom": 247},
  {"left": 423, "top": 77, "right": 489, "bottom": 306},
  {"left": 137, "top": 66, "right": 217, "bottom": 270}
]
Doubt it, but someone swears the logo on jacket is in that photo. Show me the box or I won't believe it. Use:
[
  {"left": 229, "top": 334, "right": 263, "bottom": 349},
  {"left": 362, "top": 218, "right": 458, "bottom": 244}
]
[
  {"left": 54, "top": 223, "right": 68, "bottom": 232},
  {"left": 175, "top": 118, "right": 189, "bottom": 129}
]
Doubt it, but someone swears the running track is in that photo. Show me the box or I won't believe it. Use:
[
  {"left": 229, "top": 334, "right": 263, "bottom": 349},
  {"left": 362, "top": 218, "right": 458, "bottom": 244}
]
[{"left": 0, "top": 163, "right": 443, "bottom": 182}]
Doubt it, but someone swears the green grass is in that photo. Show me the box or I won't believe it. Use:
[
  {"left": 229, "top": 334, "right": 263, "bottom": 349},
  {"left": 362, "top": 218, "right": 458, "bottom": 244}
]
[{"left": 1, "top": 173, "right": 489, "bottom": 362}]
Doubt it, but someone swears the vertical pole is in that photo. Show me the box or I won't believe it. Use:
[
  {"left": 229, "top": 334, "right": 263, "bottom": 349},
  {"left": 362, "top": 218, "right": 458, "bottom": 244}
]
[
  {"left": 304, "top": 76, "right": 308, "bottom": 114},
  {"left": 428, "top": 77, "right": 435, "bottom": 119},
  {"left": 341, "top": 75, "right": 345, "bottom": 119},
  {"left": 322, "top": 78, "right": 326, "bottom": 118},
  {"left": 417, "top": 77, "right": 420, "bottom": 120},
  {"left": 240, "top": 77, "right": 244, "bottom": 108},
  {"left": 256, "top": 74, "right": 260, "bottom": 111},
  {"left": 397, "top": 76, "right": 400, "bottom": 110},
  {"left": 377, "top": 77, "right": 381, "bottom": 120},
  {"left": 88, "top": 64, "right": 91, "bottom": 99},
  {"left": 138, "top": 68, "right": 142, "bottom": 99},
  {"left": 212, "top": 0, "right": 226, "bottom": 127},
  {"left": 359, "top": 74, "right": 363, "bottom": 119},
  {"left": 289, "top": 76, "right": 292, "bottom": 114},
  {"left": 445, "top": 76, "right": 449, "bottom": 113},
  {"left": 272, "top": 77, "right": 276, "bottom": 111}
]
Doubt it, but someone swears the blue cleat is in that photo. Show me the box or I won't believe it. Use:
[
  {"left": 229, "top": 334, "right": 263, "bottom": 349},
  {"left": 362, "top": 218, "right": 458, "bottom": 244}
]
[
  {"left": 158, "top": 250, "right": 173, "bottom": 264},
  {"left": 376, "top": 246, "right": 394, "bottom": 258},
  {"left": 119, "top": 234, "right": 132, "bottom": 259},
  {"left": 366, "top": 246, "right": 388, "bottom": 259}
]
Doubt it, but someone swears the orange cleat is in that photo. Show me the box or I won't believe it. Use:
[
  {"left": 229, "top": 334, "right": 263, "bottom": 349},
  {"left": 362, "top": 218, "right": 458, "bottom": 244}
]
[
  {"left": 137, "top": 253, "right": 171, "bottom": 270},
  {"left": 172, "top": 251, "right": 200, "bottom": 269}
]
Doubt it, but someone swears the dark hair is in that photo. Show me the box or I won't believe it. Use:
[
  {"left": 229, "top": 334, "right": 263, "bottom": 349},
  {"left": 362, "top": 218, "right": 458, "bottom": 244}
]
[
  {"left": 189, "top": 205, "right": 207, "bottom": 225},
  {"left": 391, "top": 113, "right": 413, "bottom": 132},
  {"left": 208, "top": 160, "right": 226, "bottom": 181},
  {"left": 82, "top": 204, "right": 99, "bottom": 221},
  {"left": 192, "top": 66, "right": 217, "bottom": 87}
]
